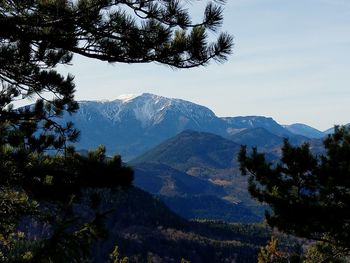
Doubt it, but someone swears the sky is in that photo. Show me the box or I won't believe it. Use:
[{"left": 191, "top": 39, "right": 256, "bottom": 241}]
[{"left": 59, "top": 0, "right": 350, "bottom": 131}]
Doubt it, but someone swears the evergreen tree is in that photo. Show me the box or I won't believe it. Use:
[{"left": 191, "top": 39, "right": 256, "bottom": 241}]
[
  {"left": 0, "top": 0, "right": 232, "bottom": 153},
  {"left": 239, "top": 126, "right": 350, "bottom": 255},
  {"left": 304, "top": 241, "right": 350, "bottom": 263},
  {"left": 0, "top": 1, "right": 232, "bottom": 261},
  {"left": 257, "top": 237, "right": 288, "bottom": 263}
]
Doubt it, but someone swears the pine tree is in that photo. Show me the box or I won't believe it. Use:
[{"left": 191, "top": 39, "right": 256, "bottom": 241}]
[
  {"left": 0, "top": 1, "right": 232, "bottom": 261},
  {"left": 257, "top": 237, "right": 288, "bottom": 263},
  {"left": 304, "top": 241, "right": 350, "bottom": 263},
  {"left": 239, "top": 126, "right": 350, "bottom": 255},
  {"left": 0, "top": 0, "right": 232, "bottom": 153}
]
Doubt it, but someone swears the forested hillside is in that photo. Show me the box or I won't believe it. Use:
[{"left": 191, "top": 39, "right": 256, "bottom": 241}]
[{"left": 77, "top": 187, "right": 301, "bottom": 263}]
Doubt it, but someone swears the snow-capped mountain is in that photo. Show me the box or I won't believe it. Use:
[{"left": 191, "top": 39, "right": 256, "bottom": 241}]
[
  {"left": 59, "top": 93, "right": 319, "bottom": 160},
  {"left": 63, "top": 93, "right": 225, "bottom": 159},
  {"left": 77, "top": 93, "right": 220, "bottom": 128}
]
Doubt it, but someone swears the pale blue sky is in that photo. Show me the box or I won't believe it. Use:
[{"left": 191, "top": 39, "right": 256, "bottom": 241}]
[{"left": 60, "top": 0, "right": 350, "bottom": 130}]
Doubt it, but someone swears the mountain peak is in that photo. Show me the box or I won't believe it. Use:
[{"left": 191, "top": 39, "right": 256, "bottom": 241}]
[
  {"left": 117, "top": 93, "right": 169, "bottom": 102},
  {"left": 59, "top": 93, "right": 331, "bottom": 159},
  {"left": 116, "top": 93, "right": 139, "bottom": 102}
]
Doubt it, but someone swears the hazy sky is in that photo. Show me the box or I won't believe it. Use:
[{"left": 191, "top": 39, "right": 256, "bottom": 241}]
[{"left": 60, "top": 0, "right": 350, "bottom": 131}]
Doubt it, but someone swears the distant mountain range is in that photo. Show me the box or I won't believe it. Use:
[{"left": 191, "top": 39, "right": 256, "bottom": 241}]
[
  {"left": 53, "top": 93, "right": 347, "bottom": 222},
  {"left": 19, "top": 94, "right": 339, "bottom": 259},
  {"left": 59, "top": 93, "right": 336, "bottom": 160}
]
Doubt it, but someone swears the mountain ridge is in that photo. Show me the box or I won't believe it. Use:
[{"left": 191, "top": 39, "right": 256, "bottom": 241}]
[
  {"left": 131, "top": 130, "right": 268, "bottom": 222},
  {"left": 131, "top": 129, "right": 242, "bottom": 170},
  {"left": 283, "top": 123, "right": 325, "bottom": 138},
  {"left": 54, "top": 93, "right": 342, "bottom": 159}
]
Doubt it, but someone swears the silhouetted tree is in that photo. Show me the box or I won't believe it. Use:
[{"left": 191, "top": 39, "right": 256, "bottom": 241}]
[
  {"left": 0, "top": 1, "right": 232, "bottom": 261},
  {"left": 239, "top": 126, "right": 350, "bottom": 256}
]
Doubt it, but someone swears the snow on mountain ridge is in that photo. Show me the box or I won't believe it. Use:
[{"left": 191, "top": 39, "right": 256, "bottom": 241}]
[
  {"left": 77, "top": 100, "right": 122, "bottom": 122},
  {"left": 129, "top": 93, "right": 218, "bottom": 127},
  {"left": 116, "top": 93, "right": 139, "bottom": 102},
  {"left": 77, "top": 93, "right": 218, "bottom": 127},
  {"left": 57, "top": 93, "right": 332, "bottom": 160},
  {"left": 131, "top": 95, "right": 169, "bottom": 127}
]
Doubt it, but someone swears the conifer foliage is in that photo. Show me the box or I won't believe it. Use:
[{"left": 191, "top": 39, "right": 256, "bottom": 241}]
[
  {"left": 0, "top": 1, "right": 232, "bottom": 261},
  {"left": 239, "top": 126, "right": 350, "bottom": 253},
  {"left": 0, "top": 0, "right": 232, "bottom": 152},
  {"left": 257, "top": 237, "right": 288, "bottom": 263}
]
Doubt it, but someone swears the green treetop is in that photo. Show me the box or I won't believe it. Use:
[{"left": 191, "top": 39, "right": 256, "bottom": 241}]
[{"left": 239, "top": 126, "right": 350, "bottom": 255}]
